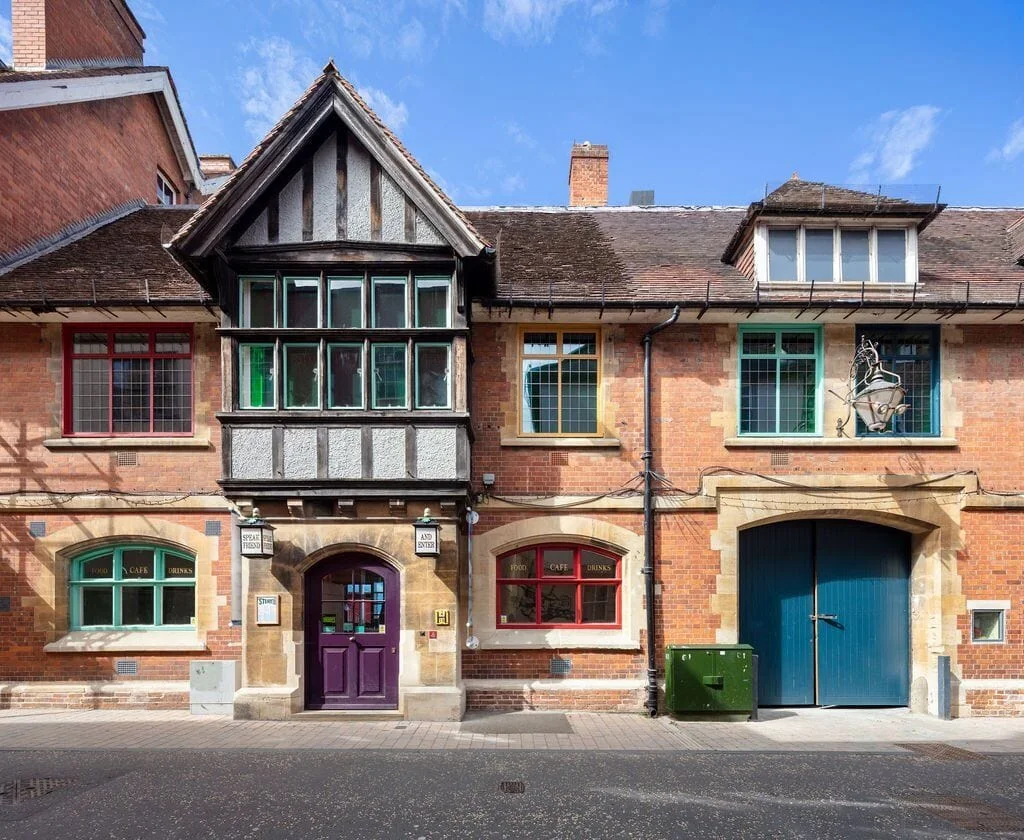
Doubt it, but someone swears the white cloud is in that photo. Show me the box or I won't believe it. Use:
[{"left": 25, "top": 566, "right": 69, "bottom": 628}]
[
  {"left": 483, "top": 0, "right": 616, "bottom": 42},
  {"left": 848, "top": 105, "right": 941, "bottom": 182},
  {"left": 502, "top": 173, "right": 526, "bottom": 192},
  {"left": 239, "top": 37, "right": 319, "bottom": 138},
  {"left": 988, "top": 118, "right": 1024, "bottom": 163},
  {"left": 397, "top": 18, "right": 427, "bottom": 60},
  {"left": 643, "top": 0, "right": 668, "bottom": 36},
  {"left": 0, "top": 13, "right": 12, "bottom": 66},
  {"left": 359, "top": 86, "right": 409, "bottom": 133},
  {"left": 506, "top": 121, "right": 537, "bottom": 150}
]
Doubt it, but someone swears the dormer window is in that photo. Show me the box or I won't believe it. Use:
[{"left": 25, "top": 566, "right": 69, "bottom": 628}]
[{"left": 760, "top": 225, "right": 916, "bottom": 284}]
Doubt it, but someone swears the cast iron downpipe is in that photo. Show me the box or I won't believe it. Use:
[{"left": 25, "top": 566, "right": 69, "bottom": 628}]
[{"left": 641, "top": 305, "right": 680, "bottom": 717}]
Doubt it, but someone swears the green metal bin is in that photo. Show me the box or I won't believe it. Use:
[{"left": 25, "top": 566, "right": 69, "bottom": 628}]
[{"left": 664, "top": 644, "right": 754, "bottom": 716}]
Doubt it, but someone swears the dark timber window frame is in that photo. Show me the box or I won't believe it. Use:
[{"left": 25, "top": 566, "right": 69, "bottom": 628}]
[{"left": 63, "top": 324, "right": 194, "bottom": 437}]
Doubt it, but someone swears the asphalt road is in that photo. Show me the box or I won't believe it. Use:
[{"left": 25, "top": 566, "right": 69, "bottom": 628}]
[{"left": 0, "top": 749, "right": 1021, "bottom": 839}]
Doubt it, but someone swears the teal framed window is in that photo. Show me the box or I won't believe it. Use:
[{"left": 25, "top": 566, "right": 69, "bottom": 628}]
[
  {"left": 372, "top": 343, "right": 408, "bottom": 408},
  {"left": 371, "top": 277, "right": 407, "bottom": 328},
  {"left": 415, "top": 343, "right": 451, "bottom": 409},
  {"left": 738, "top": 326, "right": 822, "bottom": 435},
  {"left": 856, "top": 326, "right": 939, "bottom": 436},
  {"left": 414, "top": 276, "right": 450, "bottom": 327},
  {"left": 283, "top": 343, "right": 320, "bottom": 409},
  {"left": 328, "top": 276, "right": 364, "bottom": 328},
  {"left": 70, "top": 545, "right": 196, "bottom": 629},
  {"left": 328, "top": 343, "right": 364, "bottom": 409},
  {"left": 239, "top": 276, "right": 276, "bottom": 327},
  {"left": 284, "top": 276, "right": 321, "bottom": 328},
  {"left": 239, "top": 343, "right": 276, "bottom": 409}
]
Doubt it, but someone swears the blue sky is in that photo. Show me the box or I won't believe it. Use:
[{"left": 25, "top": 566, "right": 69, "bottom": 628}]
[{"left": 2, "top": 0, "right": 1023, "bottom": 206}]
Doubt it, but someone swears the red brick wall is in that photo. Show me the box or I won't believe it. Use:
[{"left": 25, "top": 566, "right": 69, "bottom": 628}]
[
  {"left": 0, "top": 322, "right": 221, "bottom": 494},
  {"left": 45, "top": 0, "right": 144, "bottom": 64},
  {"left": 11, "top": 0, "right": 46, "bottom": 69},
  {"left": 0, "top": 94, "right": 194, "bottom": 257},
  {"left": 0, "top": 512, "right": 238, "bottom": 693}
]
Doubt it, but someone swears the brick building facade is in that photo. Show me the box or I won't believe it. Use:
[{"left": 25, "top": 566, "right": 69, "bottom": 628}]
[{"left": 1, "top": 1, "right": 1022, "bottom": 719}]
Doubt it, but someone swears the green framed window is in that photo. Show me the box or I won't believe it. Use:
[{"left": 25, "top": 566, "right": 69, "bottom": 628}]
[
  {"left": 328, "top": 343, "right": 364, "bottom": 409},
  {"left": 371, "top": 277, "right": 407, "bottom": 328},
  {"left": 284, "top": 276, "right": 320, "bottom": 328},
  {"left": 328, "top": 276, "right": 364, "bottom": 328},
  {"left": 738, "top": 326, "right": 821, "bottom": 435},
  {"left": 415, "top": 343, "right": 451, "bottom": 409},
  {"left": 70, "top": 545, "right": 196, "bottom": 629},
  {"left": 239, "top": 343, "right": 276, "bottom": 409},
  {"left": 856, "top": 326, "right": 939, "bottom": 437},
  {"left": 283, "top": 343, "right": 320, "bottom": 409},
  {"left": 239, "top": 276, "right": 276, "bottom": 327},
  {"left": 372, "top": 343, "right": 407, "bottom": 408},
  {"left": 414, "top": 276, "right": 451, "bottom": 327}
]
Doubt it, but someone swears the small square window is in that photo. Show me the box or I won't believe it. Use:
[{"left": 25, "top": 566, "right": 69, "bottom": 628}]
[{"left": 972, "top": 610, "right": 1005, "bottom": 643}]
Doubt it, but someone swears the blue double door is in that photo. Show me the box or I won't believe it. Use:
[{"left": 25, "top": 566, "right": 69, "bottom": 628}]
[{"left": 738, "top": 520, "right": 910, "bottom": 707}]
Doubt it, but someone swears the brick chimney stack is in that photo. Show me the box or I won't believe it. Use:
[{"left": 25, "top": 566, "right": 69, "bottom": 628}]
[
  {"left": 11, "top": 0, "right": 145, "bottom": 71},
  {"left": 568, "top": 142, "right": 609, "bottom": 207}
]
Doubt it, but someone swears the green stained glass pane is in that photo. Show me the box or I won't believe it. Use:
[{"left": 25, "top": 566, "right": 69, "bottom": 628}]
[
  {"left": 240, "top": 344, "right": 274, "bottom": 409},
  {"left": 372, "top": 344, "right": 407, "bottom": 408}
]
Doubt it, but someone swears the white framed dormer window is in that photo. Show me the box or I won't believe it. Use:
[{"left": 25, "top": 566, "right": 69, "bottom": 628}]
[
  {"left": 157, "top": 171, "right": 178, "bottom": 206},
  {"left": 755, "top": 224, "right": 918, "bottom": 284}
]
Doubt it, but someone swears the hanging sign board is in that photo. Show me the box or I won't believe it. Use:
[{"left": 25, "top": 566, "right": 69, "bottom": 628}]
[
  {"left": 414, "top": 522, "right": 440, "bottom": 556},
  {"left": 239, "top": 523, "right": 275, "bottom": 557}
]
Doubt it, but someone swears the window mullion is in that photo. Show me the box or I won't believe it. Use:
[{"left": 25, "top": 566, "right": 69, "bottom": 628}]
[
  {"left": 774, "top": 330, "right": 782, "bottom": 434},
  {"left": 555, "top": 331, "right": 563, "bottom": 434}
]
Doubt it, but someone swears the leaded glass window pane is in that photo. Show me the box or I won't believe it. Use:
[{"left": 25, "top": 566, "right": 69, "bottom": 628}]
[
  {"left": 805, "top": 229, "right": 834, "bottom": 281},
  {"left": 415, "top": 344, "right": 450, "bottom": 409},
  {"left": 581, "top": 585, "right": 617, "bottom": 623},
  {"left": 560, "top": 358, "right": 597, "bottom": 433},
  {"left": 740, "top": 358, "right": 777, "bottom": 434},
  {"left": 779, "top": 359, "right": 817, "bottom": 433},
  {"left": 841, "top": 230, "right": 870, "bottom": 281},
  {"left": 154, "top": 359, "right": 191, "bottom": 433},
  {"left": 372, "top": 344, "right": 407, "bottom": 408},
  {"left": 239, "top": 344, "right": 275, "bottom": 409},
  {"left": 112, "top": 358, "right": 150, "bottom": 433},
  {"left": 857, "top": 327, "right": 937, "bottom": 436},
  {"left": 284, "top": 344, "right": 319, "bottom": 408},
  {"left": 768, "top": 229, "right": 798, "bottom": 281},
  {"left": 72, "top": 358, "right": 110, "bottom": 433},
  {"left": 285, "top": 277, "right": 320, "bottom": 327},
  {"left": 739, "top": 328, "right": 819, "bottom": 435},
  {"left": 877, "top": 230, "right": 907, "bottom": 283},
  {"left": 328, "top": 344, "right": 363, "bottom": 408},
  {"left": 415, "top": 277, "right": 450, "bottom": 327},
  {"left": 329, "top": 277, "right": 363, "bottom": 328},
  {"left": 522, "top": 359, "right": 558, "bottom": 433}
]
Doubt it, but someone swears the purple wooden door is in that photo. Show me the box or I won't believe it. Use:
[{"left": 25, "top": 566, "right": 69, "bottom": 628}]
[{"left": 305, "top": 557, "right": 399, "bottom": 710}]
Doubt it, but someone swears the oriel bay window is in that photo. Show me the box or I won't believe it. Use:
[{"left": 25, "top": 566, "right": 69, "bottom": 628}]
[
  {"left": 497, "top": 545, "right": 621, "bottom": 628},
  {"left": 64, "top": 325, "right": 193, "bottom": 435},
  {"left": 235, "top": 270, "right": 454, "bottom": 412},
  {"left": 520, "top": 328, "right": 599, "bottom": 435},
  {"left": 738, "top": 326, "right": 821, "bottom": 435},
  {"left": 856, "top": 326, "right": 939, "bottom": 436},
  {"left": 70, "top": 545, "right": 196, "bottom": 629}
]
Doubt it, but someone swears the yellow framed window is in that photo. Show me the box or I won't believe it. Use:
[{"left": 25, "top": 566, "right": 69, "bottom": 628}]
[{"left": 520, "top": 328, "right": 599, "bottom": 435}]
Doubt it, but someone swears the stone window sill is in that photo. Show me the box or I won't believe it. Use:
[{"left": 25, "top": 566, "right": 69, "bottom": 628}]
[
  {"left": 724, "top": 437, "right": 958, "bottom": 449},
  {"left": 476, "top": 629, "right": 638, "bottom": 650},
  {"left": 44, "top": 630, "right": 207, "bottom": 653},
  {"left": 44, "top": 437, "right": 212, "bottom": 450},
  {"left": 500, "top": 437, "right": 621, "bottom": 449}
]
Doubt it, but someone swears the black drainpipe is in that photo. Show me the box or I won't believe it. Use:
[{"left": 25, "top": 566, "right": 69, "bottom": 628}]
[{"left": 641, "top": 305, "right": 680, "bottom": 717}]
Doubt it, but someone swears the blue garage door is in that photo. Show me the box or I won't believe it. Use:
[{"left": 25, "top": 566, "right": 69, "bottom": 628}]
[{"left": 739, "top": 520, "right": 909, "bottom": 707}]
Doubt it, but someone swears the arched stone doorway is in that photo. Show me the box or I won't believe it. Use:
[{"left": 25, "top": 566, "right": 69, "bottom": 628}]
[
  {"left": 304, "top": 553, "right": 400, "bottom": 710},
  {"left": 738, "top": 519, "right": 910, "bottom": 707}
]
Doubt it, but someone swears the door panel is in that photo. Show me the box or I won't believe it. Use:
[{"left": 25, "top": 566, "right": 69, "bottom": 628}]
[
  {"left": 738, "top": 521, "right": 815, "bottom": 706},
  {"left": 816, "top": 521, "right": 910, "bottom": 706},
  {"left": 305, "top": 557, "right": 399, "bottom": 710}
]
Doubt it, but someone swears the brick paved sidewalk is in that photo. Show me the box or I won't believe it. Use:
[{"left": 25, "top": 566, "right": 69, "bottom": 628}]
[{"left": 0, "top": 707, "right": 1020, "bottom": 753}]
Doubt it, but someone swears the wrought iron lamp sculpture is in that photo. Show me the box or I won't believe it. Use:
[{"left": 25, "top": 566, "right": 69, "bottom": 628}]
[{"left": 833, "top": 336, "right": 909, "bottom": 436}]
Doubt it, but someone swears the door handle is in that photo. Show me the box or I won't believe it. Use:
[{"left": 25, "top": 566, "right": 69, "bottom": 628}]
[
  {"left": 348, "top": 636, "right": 356, "bottom": 642},
  {"left": 810, "top": 614, "right": 838, "bottom": 621}
]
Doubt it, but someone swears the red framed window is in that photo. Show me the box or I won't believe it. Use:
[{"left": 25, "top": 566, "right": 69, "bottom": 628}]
[
  {"left": 496, "top": 544, "right": 621, "bottom": 628},
  {"left": 63, "top": 325, "right": 194, "bottom": 436}
]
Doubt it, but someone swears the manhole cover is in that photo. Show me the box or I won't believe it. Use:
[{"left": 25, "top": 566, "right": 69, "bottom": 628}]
[
  {"left": 905, "top": 795, "right": 1024, "bottom": 832},
  {"left": 499, "top": 781, "right": 525, "bottom": 795},
  {"left": 895, "top": 742, "right": 986, "bottom": 761},
  {"left": 0, "top": 779, "right": 71, "bottom": 806}
]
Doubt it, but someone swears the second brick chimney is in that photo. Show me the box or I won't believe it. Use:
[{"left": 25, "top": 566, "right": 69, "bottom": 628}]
[
  {"left": 568, "top": 142, "right": 609, "bottom": 207},
  {"left": 12, "top": 0, "right": 145, "bottom": 71}
]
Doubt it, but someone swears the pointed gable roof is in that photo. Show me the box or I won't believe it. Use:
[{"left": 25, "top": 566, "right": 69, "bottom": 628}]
[{"left": 171, "top": 61, "right": 487, "bottom": 259}]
